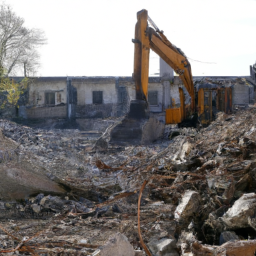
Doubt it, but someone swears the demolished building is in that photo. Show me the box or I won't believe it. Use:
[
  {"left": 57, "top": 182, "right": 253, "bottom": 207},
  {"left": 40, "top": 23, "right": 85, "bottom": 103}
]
[
  {"left": 2, "top": 106, "right": 256, "bottom": 255},
  {"left": 0, "top": 65, "right": 256, "bottom": 255},
  {"left": 16, "top": 74, "right": 255, "bottom": 127}
]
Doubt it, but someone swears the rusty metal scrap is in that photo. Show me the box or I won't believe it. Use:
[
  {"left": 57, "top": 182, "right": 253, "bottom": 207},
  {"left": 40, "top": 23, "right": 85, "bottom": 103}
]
[
  {"left": 95, "top": 159, "right": 123, "bottom": 171},
  {"left": 138, "top": 180, "right": 151, "bottom": 256}
]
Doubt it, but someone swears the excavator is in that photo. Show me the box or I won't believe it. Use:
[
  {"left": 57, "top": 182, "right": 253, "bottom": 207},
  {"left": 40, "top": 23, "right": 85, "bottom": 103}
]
[
  {"left": 133, "top": 9, "right": 195, "bottom": 119},
  {"left": 110, "top": 9, "right": 195, "bottom": 144}
]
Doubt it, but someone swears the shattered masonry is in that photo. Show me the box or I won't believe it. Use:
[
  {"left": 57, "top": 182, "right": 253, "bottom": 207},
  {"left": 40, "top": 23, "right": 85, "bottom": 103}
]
[{"left": 1, "top": 106, "right": 256, "bottom": 255}]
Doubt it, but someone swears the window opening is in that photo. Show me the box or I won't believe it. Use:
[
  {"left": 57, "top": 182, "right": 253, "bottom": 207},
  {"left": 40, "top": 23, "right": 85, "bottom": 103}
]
[
  {"left": 45, "top": 92, "right": 55, "bottom": 105},
  {"left": 93, "top": 91, "right": 103, "bottom": 104},
  {"left": 148, "top": 91, "right": 158, "bottom": 105}
]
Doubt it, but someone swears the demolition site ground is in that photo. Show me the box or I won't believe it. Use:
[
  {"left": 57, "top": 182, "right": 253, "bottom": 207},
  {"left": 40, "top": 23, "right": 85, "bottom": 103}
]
[{"left": 1, "top": 108, "right": 256, "bottom": 255}]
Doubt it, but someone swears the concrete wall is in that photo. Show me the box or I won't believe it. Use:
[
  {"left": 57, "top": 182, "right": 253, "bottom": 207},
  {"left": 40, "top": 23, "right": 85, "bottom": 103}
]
[
  {"left": 71, "top": 77, "right": 166, "bottom": 118},
  {"left": 76, "top": 104, "right": 114, "bottom": 118},
  {"left": 116, "top": 77, "right": 134, "bottom": 117},
  {"left": 232, "top": 83, "right": 250, "bottom": 107},
  {"left": 249, "top": 86, "right": 254, "bottom": 104},
  {"left": 148, "top": 82, "right": 163, "bottom": 112},
  {"left": 170, "top": 77, "right": 190, "bottom": 107},
  {"left": 71, "top": 77, "right": 117, "bottom": 105},
  {"left": 71, "top": 77, "right": 117, "bottom": 118},
  {"left": 170, "top": 84, "right": 181, "bottom": 107},
  {"left": 26, "top": 105, "right": 66, "bottom": 119},
  {"left": 29, "top": 78, "right": 67, "bottom": 106}
]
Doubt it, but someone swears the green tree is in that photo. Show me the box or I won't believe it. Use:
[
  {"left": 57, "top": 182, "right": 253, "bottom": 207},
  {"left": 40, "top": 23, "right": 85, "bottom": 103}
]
[{"left": 0, "top": 71, "right": 29, "bottom": 108}]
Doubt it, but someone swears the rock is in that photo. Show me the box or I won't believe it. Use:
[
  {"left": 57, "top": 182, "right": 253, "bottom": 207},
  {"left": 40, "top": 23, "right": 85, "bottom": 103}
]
[
  {"left": 40, "top": 195, "right": 65, "bottom": 212},
  {"left": 94, "top": 137, "right": 108, "bottom": 151},
  {"left": 192, "top": 239, "right": 256, "bottom": 256},
  {"left": 177, "top": 231, "right": 196, "bottom": 255},
  {"left": 219, "top": 231, "right": 239, "bottom": 245},
  {"left": 31, "top": 204, "right": 41, "bottom": 213},
  {"left": 174, "top": 191, "right": 200, "bottom": 221},
  {"left": 179, "top": 141, "right": 193, "bottom": 161},
  {"left": 112, "top": 204, "right": 122, "bottom": 213},
  {"left": 216, "top": 142, "right": 225, "bottom": 155},
  {"left": 220, "top": 193, "right": 256, "bottom": 229},
  {"left": 97, "top": 233, "right": 134, "bottom": 256},
  {"left": 0, "top": 166, "right": 66, "bottom": 200},
  {"left": 79, "top": 239, "right": 88, "bottom": 244},
  {"left": 134, "top": 250, "right": 144, "bottom": 256},
  {"left": 148, "top": 238, "right": 178, "bottom": 256}
]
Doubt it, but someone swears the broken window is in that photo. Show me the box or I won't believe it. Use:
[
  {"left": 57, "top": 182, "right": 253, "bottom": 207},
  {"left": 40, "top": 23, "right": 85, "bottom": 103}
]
[
  {"left": 148, "top": 91, "right": 158, "bottom": 105},
  {"left": 45, "top": 92, "right": 55, "bottom": 105},
  {"left": 93, "top": 91, "right": 103, "bottom": 104}
]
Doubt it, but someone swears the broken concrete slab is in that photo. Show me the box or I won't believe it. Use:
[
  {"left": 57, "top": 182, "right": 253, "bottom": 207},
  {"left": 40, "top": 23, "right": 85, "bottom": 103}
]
[
  {"left": 95, "top": 233, "right": 135, "bottom": 256},
  {"left": 0, "top": 165, "right": 65, "bottom": 200},
  {"left": 177, "top": 232, "right": 197, "bottom": 256},
  {"left": 174, "top": 190, "right": 200, "bottom": 221},
  {"left": 220, "top": 193, "right": 256, "bottom": 229},
  {"left": 219, "top": 231, "right": 239, "bottom": 245},
  {"left": 147, "top": 238, "right": 178, "bottom": 256}
]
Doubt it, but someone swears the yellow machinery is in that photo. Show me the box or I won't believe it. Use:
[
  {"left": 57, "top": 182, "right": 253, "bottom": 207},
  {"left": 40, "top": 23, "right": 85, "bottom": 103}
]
[
  {"left": 110, "top": 9, "right": 196, "bottom": 144},
  {"left": 133, "top": 9, "right": 195, "bottom": 124},
  {"left": 198, "top": 86, "right": 232, "bottom": 126}
]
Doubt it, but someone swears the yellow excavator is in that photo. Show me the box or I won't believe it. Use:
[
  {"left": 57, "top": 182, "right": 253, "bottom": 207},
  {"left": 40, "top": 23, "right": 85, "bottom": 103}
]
[
  {"left": 110, "top": 9, "right": 195, "bottom": 144},
  {"left": 133, "top": 9, "right": 195, "bottom": 121}
]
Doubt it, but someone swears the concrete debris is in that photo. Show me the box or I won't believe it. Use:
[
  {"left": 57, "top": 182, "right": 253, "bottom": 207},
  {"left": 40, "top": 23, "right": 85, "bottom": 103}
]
[
  {"left": 174, "top": 190, "right": 200, "bottom": 221},
  {"left": 0, "top": 167, "right": 65, "bottom": 200},
  {"left": 148, "top": 238, "right": 178, "bottom": 256},
  {"left": 219, "top": 231, "right": 239, "bottom": 245},
  {"left": 2, "top": 107, "right": 256, "bottom": 254},
  {"left": 177, "top": 232, "right": 196, "bottom": 255},
  {"left": 95, "top": 233, "right": 135, "bottom": 256},
  {"left": 192, "top": 239, "right": 256, "bottom": 256},
  {"left": 220, "top": 193, "right": 256, "bottom": 229}
]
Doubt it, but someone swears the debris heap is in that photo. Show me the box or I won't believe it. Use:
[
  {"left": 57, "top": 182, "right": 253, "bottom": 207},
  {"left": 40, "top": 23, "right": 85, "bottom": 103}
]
[{"left": 1, "top": 108, "right": 256, "bottom": 255}]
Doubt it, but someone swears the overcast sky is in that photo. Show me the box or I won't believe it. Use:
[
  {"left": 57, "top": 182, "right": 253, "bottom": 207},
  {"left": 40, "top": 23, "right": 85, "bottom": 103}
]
[{"left": 2, "top": 0, "right": 256, "bottom": 77}]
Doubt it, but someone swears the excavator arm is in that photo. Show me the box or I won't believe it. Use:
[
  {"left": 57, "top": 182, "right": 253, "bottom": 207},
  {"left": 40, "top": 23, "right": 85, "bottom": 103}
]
[
  {"left": 110, "top": 9, "right": 194, "bottom": 144},
  {"left": 133, "top": 9, "right": 195, "bottom": 112}
]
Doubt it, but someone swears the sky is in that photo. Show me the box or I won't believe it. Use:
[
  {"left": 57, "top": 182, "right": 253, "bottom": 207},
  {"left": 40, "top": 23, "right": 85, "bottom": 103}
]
[{"left": 2, "top": 0, "right": 256, "bottom": 77}]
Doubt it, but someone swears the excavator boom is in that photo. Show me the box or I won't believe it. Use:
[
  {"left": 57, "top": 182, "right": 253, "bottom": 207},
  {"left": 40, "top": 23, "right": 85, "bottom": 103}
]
[{"left": 133, "top": 9, "right": 195, "bottom": 112}]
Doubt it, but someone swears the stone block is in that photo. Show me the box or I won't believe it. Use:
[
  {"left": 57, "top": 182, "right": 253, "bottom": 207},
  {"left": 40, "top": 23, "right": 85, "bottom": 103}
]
[
  {"left": 96, "top": 233, "right": 135, "bottom": 256},
  {"left": 174, "top": 191, "right": 200, "bottom": 221}
]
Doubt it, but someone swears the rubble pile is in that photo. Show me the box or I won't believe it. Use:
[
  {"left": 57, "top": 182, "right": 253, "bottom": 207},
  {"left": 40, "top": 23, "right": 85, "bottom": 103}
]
[{"left": 1, "top": 108, "right": 256, "bottom": 255}]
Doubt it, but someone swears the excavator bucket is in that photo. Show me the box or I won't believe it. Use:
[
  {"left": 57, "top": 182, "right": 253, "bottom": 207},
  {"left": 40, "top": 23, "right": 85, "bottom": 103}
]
[
  {"left": 110, "top": 100, "right": 165, "bottom": 145},
  {"left": 110, "top": 10, "right": 165, "bottom": 145}
]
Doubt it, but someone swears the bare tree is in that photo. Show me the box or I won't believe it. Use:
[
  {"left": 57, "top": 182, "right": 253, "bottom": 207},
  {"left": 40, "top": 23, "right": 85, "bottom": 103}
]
[{"left": 0, "top": 3, "right": 46, "bottom": 77}]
